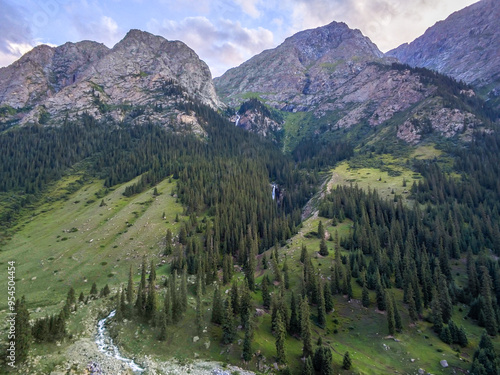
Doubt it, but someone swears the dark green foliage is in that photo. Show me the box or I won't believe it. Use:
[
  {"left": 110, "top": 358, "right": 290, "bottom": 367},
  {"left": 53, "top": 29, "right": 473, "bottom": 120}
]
[
  {"left": 100, "top": 284, "right": 110, "bottom": 297},
  {"left": 211, "top": 285, "right": 223, "bottom": 325},
  {"left": 242, "top": 314, "right": 253, "bottom": 362},
  {"left": 221, "top": 297, "right": 235, "bottom": 345},
  {"left": 313, "top": 346, "right": 333, "bottom": 375},
  {"left": 317, "top": 220, "right": 325, "bottom": 239},
  {"left": 289, "top": 292, "right": 300, "bottom": 336},
  {"left": 302, "top": 356, "right": 314, "bottom": 375},
  {"left": 11, "top": 297, "right": 31, "bottom": 363},
  {"left": 319, "top": 239, "right": 329, "bottom": 256},
  {"left": 317, "top": 280, "right": 327, "bottom": 328},
  {"left": 343, "top": 351, "right": 352, "bottom": 370},
  {"left": 470, "top": 332, "right": 498, "bottom": 375},
  {"left": 301, "top": 296, "right": 313, "bottom": 358},
  {"left": 439, "top": 325, "right": 452, "bottom": 345},
  {"left": 90, "top": 282, "right": 98, "bottom": 296},
  {"left": 262, "top": 275, "right": 271, "bottom": 310},
  {"left": 387, "top": 295, "right": 395, "bottom": 335},
  {"left": 362, "top": 283, "right": 370, "bottom": 308},
  {"left": 275, "top": 310, "right": 287, "bottom": 364}
]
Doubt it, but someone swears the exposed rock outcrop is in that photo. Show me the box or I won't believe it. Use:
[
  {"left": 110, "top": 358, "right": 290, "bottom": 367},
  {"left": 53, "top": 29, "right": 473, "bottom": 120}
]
[
  {"left": 215, "top": 21, "right": 488, "bottom": 144},
  {"left": 387, "top": 0, "right": 500, "bottom": 107},
  {"left": 0, "top": 30, "right": 221, "bottom": 131}
]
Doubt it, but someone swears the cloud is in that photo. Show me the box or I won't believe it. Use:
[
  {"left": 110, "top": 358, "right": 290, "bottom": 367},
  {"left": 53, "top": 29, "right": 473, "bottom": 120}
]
[
  {"left": 148, "top": 16, "right": 274, "bottom": 77},
  {"left": 0, "top": 0, "right": 36, "bottom": 67},
  {"left": 282, "top": 0, "right": 478, "bottom": 52},
  {"left": 234, "top": 0, "right": 261, "bottom": 18},
  {"left": 72, "top": 14, "right": 122, "bottom": 47}
]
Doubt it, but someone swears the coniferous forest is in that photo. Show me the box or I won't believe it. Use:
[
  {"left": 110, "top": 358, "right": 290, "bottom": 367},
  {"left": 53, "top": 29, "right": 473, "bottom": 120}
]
[{"left": 1, "top": 92, "right": 500, "bottom": 374}]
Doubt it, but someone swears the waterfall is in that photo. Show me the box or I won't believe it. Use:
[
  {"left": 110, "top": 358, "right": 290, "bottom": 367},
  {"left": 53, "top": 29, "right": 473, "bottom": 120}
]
[
  {"left": 235, "top": 114, "right": 240, "bottom": 127},
  {"left": 272, "top": 184, "right": 277, "bottom": 200}
]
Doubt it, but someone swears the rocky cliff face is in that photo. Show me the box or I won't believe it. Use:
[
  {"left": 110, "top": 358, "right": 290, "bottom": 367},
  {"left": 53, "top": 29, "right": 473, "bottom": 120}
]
[
  {"left": 387, "top": 0, "right": 500, "bottom": 104},
  {"left": 0, "top": 30, "right": 220, "bottom": 130},
  {"left": 215, "top": 21, "right": 488, "bottom": 144}
]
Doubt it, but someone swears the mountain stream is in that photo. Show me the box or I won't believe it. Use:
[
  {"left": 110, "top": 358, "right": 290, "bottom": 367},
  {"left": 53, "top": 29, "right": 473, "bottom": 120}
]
[{"left": 95, "top": 310, "right": 145, "bottom": 374}]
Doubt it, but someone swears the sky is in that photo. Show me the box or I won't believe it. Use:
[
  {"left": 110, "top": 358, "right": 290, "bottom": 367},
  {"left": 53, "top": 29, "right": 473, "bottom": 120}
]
[{"left": 0, "top": 0, "right": 480, "bottom": 77}]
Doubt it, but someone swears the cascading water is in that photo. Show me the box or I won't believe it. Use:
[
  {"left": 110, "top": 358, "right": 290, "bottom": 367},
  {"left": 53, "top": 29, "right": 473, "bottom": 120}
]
[
  {"left": 95, "top": 310, "right": 145, "bottom": 374},
  {"left": 235, "top": 114, "right": 240, "bottom": 127},
  {"left": 271, "top": 184, "right": 277, "bottom": 200}
]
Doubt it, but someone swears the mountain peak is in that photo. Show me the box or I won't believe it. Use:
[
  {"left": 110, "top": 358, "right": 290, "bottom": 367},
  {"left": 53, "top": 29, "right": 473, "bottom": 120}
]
[
  {"left": 282, "top": 20, "right": 383, "bottom": 61},
  {"left": 0, "top": 28, "right": 220, "bottom": 126},
  {"left": 387, "top": 0, "right": 500, "bottom": 105}
]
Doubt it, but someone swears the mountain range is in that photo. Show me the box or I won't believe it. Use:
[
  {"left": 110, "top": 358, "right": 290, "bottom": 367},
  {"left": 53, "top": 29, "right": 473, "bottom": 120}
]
[{"left": 1, "top": 0, "right": 498, "bottom": 149}]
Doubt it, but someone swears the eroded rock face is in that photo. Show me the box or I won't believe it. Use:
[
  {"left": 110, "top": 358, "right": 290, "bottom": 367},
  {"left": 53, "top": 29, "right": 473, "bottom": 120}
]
[
  {"left": 0, "top": 29, "right": 221, "bottom": 131},
  {"left": 215, "top": 20, "right": 489, "bottom": 144},
  {"left": 397, "top": 103, "right": 482, "bottom": 144},
  {"left": 387, "top": 0, "right": 500, "bottom": 104}
]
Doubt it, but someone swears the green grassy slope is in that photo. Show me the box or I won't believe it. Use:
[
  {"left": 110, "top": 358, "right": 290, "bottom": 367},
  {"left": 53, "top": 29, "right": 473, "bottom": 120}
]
[{"left": 0, "top": 174, "right": 183, "bottom": 312}]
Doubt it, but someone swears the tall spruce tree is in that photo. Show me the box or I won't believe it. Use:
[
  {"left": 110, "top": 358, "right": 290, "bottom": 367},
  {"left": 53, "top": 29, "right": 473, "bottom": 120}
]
[
  {"left": 275, "top": 311, "right": 287, "bottom": 364},
  {"left": 221, "top": 296, "right": 235, "bottom": 344},
  {"left": 13, "top": 297, "right": 31, "bottom": 364},
  {"left": 301, "top": 296, "right": 313, "bottom": 358}
]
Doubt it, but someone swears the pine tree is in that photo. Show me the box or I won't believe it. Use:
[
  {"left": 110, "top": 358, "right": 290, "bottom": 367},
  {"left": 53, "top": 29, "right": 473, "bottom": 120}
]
[
  {"left": 471, "top": 331, "right": 498, "bottom": 375},
  {"left": 66, "top": 287, "right": 76, "bottom": 306},
  {"left": 180, "top": 268, "right": 188, "bottom": 313},
  {"left": 275, "top": 311, "right": 287, "bottom": 364},
  {"left": 376, "top": 284, "right": 386, "bottom": 311},
  {"left": 115, "top": 289, "right": 123, "bottom": 321},
  {"left": 438, "top": 275, "right": 453, "bottom": 324},
  {"left": 318, "top": 220, "right": 325, "bottom": 239},
  {"left": 240, "top": 281, "right": 252, "bottom": 328},
  {"left": 243, "top": 316, "right": 253, "bottom": 362},
  {"left": 165, "top": 229, "right": 173, "bottom": 255},
  {"left": 262, "top": 275, "right": 271, "bottom": 310},
  {"left": 13, "top": 297, "right": 31, "bottom": 363},
  {"left": 127, "top": 265, "right": 134, "bottom": 305},
  {"left": 392, "top": 294, "right": 402, "bottom": 332},
  {"left": 136, "top": 257, "right": 147, "bottom": 316},
  {"left": 145, "top": 263, "right": 158, "bottom": 322},
  {"left": 221, "top": 297, "right": 235, "bottom": 344},
  {"left": 301, "top": 244, "right": 308, "bottom": 263},
  {"left": 230, "top": 280, "right": 239, "bottom": 315},
  {"left": 479, "top": 267, "right": 498, "bottom": 336},
  {"left": 440, "top": 325, "right": 452, "bottom": 344},
  {"left": 387, "top": 295, "right": 395, "bottom": 335},
  {"left": 317, "top": 280, "right": 326, "bottom": 328},
  {"left": 78, "top": 292, "right": 85, "bottom": 303},
  {"left": 158, "top": 309, "right": 167, "bottom": 341},
  {"left": 211, "top": 284, "right": 223, "bottom": 325},
  {"left": 324, "top": 282, "right": 333, "bottom": 312},
  {"left": 301, "top": 296, "right": 313, "bottom": 358},
  {"left": 90, "top": 282, "right": 98, "bottom": 296},
  {"left": 302, "top": 356, "right": 314, "bottom": 375},
  {"left": 343, "top": 351, "right": 352, "bottom": 370},
  {"left": 313, "top": 346, "right": 333, "bottom": 375},
  {"left": 362, "top": 283, "right": 370, "bottom": 308},
  {"left": 319, "top": 239, "right": 329, "bottom": 256},
  {"left": 407, "top": 284, "right": 418, "bottom": 322},
  {"left": 283, "top": 256, "right": 290, "bottom": 289},
  {"left": 163, "top": 288, "right": 172, "bottom": 325},
  {"left": 431, "top": 287, "right": 443, "bottom": 333},
  {"left": 289, "top": 292, "right": 300, "bottom": 336},
  {"left": 100, "top": 284, "right": 110, "bottom": 297},
  {"left": 196, "top": 278, "right": 203, "bottom": 334}
]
